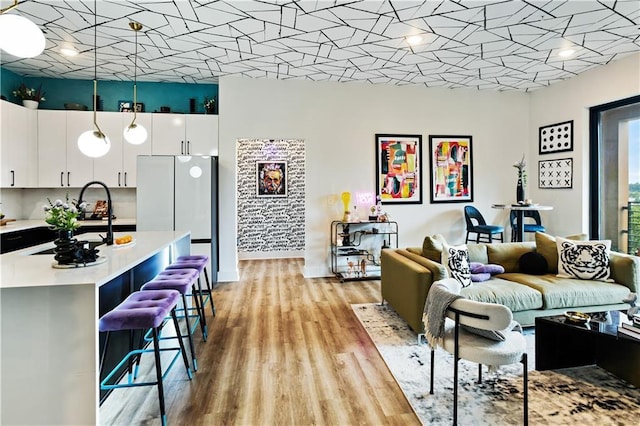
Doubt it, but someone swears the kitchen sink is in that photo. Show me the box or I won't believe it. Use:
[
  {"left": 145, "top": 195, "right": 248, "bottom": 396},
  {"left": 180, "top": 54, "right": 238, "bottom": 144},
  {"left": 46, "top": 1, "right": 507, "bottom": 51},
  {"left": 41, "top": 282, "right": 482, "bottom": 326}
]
[{"left": 30, "top": 240, "right": 105, "bottom": 255}]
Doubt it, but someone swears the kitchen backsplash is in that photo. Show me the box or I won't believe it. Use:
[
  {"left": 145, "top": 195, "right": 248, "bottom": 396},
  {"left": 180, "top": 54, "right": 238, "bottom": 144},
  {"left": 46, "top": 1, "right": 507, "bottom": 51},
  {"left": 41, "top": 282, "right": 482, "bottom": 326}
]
[{"left": 0, "top": 188, "right": 137, "bottom": 221}]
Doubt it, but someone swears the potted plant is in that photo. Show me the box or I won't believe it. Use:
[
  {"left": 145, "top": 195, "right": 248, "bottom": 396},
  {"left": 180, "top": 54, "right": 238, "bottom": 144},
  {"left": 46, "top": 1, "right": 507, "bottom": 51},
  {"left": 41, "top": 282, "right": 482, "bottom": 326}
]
[
  {"left": 44, "top": 195, "right": 85, "bottom": 264},
  {"left": 204, "top": 96, "right": 215, "bottom": 114},
  {"left": 13, "top": 83, "right": 46, "bottom": 109}
]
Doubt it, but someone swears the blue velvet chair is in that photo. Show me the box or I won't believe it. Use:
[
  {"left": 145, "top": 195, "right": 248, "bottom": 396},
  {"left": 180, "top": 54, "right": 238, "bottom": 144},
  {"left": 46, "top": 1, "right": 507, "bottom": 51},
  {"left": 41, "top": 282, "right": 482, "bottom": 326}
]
[
  {"left": 510, "top": 210, "right": 545, "bottom": 242},
  {"left": 464, "top": 206, "right": 504, "bottom": 243}
]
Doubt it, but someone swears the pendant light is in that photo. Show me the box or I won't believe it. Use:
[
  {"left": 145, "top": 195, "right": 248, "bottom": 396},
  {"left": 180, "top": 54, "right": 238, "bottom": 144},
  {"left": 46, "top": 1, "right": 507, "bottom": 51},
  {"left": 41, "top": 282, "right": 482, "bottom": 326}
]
[
  {"left": 123, "top": 21, "right": 147, "bottom": 145},
  {"left": 0, "top": 1, "right": 46, "bottom": 58},
  {"left": 77, "top": 0, "right": 111, "bottom": 158}
]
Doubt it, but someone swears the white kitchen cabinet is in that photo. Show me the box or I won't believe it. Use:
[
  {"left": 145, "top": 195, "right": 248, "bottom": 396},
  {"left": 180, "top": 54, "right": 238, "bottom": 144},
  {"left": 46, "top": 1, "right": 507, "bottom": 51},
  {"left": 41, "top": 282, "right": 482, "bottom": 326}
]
[
  {"left": 93, "top": 112, "right": 151, "bottom": 187},
  {"left": 1, "top": 100, "right": 38, "bottom": 188},
  {"left": 151, "top": 113, "right": 217, "bottom": 156},
  {"left": 37, "top": 110, "right": 93, "bottom": 187},
  {"left": 186, "top": 114, "right": 218, "bottom": 155}
]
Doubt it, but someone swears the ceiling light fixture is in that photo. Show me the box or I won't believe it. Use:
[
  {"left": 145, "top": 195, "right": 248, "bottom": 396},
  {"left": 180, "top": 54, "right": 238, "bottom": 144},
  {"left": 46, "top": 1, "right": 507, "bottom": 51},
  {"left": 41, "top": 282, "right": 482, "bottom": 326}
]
[
  {"left": 60, "top": 46, "right": 78, "bottom": 57},
  {"left": 77, "top": 0, "right": 110, "bottom": 158},
  {"left": 123, "top": 21, "right": 147, "bottom": 145},
  {"left": 558, "top": 48, "right": 576, "bottom": 58},
  {"left": 0, "top": 1, "right": 45, "bottom": 58},
  {"left": 406, "top": 35, "right": 423, "bottom": 46}
]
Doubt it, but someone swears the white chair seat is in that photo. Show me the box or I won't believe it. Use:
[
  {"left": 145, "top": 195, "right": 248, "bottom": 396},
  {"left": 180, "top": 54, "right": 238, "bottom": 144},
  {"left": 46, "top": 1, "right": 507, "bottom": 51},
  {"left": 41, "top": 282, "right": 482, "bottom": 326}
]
[{"left": 442, "top": 320, "right": 526, "bottom": 367}]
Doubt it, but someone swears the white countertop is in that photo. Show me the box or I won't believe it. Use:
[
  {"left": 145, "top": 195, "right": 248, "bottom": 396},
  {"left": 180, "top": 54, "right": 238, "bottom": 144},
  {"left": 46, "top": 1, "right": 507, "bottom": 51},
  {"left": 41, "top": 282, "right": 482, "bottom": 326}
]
[
  {"left": 0, "top": 218, "right": 136, "bottom": 235},
  {"left": 0, "top": 230, "right": 189, "bottom": 289}
]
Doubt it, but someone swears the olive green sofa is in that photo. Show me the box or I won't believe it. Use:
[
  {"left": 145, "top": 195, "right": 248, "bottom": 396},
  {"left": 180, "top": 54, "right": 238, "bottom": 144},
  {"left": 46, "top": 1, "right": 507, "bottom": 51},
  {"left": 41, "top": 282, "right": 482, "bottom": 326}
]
[{"left": 381, "top": 233, "right": 639, "bottom": 334}]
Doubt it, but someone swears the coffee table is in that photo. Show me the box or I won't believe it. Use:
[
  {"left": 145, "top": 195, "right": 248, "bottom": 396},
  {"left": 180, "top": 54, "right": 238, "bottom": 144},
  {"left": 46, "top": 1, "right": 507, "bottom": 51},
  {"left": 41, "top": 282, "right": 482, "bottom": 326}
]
[{"left": 535, "top": 311, "right": 640, "bottom": 387}]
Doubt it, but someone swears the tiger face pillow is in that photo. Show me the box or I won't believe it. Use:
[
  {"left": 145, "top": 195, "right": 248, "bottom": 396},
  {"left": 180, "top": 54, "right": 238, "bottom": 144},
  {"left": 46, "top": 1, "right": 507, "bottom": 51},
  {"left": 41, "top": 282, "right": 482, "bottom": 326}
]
[
  {"left": 556, "top": 236, "right": 612, "bottom": 281},
  {"left": 442, "top": 243, "right": 472, "bottom": 288}
]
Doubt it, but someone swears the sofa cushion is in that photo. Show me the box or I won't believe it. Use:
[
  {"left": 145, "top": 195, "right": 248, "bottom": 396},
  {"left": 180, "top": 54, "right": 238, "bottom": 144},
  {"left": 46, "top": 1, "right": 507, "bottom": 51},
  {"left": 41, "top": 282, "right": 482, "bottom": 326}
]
[
  {"left": 518, "top": 252, "right": 548, "bottom": 275},
  {"left": 460, "top": 277, "right": 543, "bottom": 312},
  {"left": 442, "top": 244, "right": 472, "bottom": 287},
  {"left": 609, "top": 251, "right": 639, "bottom": 292},
  {"left": 487, "top": 242, "right": 535, "bottom": 272},
  {"left": 535, "top": 232, "right": 588, "bottom": 274},
  {"left": 422, "top": 234, "right": 446, "bottom": 262},
  {"left": 556, "top": 237, "right": 612, "bottom": 282},
  {"left": 467, "top": 243, "right": 489, "bottom": 264},
  {"left": 500, "top": 273, "right": 630, "bottom": 309}
]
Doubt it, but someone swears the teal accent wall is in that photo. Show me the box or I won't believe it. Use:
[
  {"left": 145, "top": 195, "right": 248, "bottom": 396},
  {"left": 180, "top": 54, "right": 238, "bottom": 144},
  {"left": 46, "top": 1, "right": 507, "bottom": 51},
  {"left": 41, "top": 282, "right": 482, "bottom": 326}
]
[{"left": 0, "top": 67, "right": 218, "bottom": 114}]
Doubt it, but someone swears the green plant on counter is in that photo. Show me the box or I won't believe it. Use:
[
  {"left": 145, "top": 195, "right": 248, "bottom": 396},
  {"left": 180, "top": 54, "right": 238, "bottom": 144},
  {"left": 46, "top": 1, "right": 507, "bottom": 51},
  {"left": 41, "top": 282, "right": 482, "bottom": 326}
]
[
  {"left": 44, "top": 194, "right": 85, "bottom": 231},
  {"left": 13, "top": 83, "right": 46, "bottom": 102}
]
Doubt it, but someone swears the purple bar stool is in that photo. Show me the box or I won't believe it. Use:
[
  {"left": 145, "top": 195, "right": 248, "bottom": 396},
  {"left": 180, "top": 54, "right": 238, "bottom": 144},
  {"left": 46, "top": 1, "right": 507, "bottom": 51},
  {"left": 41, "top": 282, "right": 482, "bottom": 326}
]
[
  {"left": 141, "top": 270, "right": 200, "bottom": 371},
  {"left": 168, "top": 255, "right": 216, "bottom": 317},
  {"left": 156, "top": 268, "right": 208, "bottom": 341},
  {"left": 99, "top": 290, "right": 192, "bottom": 426}
]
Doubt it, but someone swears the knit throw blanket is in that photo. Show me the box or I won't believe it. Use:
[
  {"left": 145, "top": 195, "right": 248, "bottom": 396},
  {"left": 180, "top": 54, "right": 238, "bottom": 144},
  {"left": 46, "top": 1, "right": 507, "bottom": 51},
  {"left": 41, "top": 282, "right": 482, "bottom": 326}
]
[{"left": 423, "top": 280, "right": 463, "bottom": 349}]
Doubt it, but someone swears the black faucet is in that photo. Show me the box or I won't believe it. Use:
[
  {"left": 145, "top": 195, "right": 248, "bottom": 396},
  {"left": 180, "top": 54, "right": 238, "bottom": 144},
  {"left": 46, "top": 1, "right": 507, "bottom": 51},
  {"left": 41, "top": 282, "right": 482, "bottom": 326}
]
[{"left": 78, "top": 181, "right": 114, "bottom": 245}]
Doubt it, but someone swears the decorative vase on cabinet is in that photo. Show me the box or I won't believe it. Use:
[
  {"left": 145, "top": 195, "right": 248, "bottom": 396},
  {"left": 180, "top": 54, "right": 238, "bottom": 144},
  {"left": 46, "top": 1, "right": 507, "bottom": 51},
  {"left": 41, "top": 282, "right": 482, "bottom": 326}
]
[{"left": 22, "top": 100, "right": 39, "bottom": 110}]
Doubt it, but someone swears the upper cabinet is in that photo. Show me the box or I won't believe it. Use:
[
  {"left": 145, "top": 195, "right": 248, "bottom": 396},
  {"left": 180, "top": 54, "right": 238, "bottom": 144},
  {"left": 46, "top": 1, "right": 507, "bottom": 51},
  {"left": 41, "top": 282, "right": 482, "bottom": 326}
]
[
  {"left": 38, "top": 110, "right": 94, "bottom": 187},
  {"left": 93, "top": 112, "right": 152, "bottom": 187},
  {"left": 151, "top": 113, "right": 218, "bottom": 156},
  {"left": 0, "top": 101, "right": 38, "bottom": 188}
]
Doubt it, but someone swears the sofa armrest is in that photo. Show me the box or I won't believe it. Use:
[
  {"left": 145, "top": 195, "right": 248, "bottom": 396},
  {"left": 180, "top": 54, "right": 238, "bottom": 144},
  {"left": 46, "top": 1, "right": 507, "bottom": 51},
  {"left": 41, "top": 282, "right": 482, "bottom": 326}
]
[
  {"left": 609, "top": 251, "right": 639, "bottom": 293},
  {"left": 381, "top": 249, "right": 435, "bottom": 334}
]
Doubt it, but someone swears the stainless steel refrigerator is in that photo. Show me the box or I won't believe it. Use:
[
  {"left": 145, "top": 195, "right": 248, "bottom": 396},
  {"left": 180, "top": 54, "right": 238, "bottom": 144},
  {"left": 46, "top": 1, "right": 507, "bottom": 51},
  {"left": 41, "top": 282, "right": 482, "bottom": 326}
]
[{"left": 136, "top": 155, "right": 218, "bottom": 283}]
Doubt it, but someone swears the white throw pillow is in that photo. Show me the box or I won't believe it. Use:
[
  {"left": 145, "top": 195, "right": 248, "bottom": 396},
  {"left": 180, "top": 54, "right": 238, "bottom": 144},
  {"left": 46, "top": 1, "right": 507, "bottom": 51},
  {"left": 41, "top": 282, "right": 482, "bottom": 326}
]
[
  {"left": 556, "top": 236, "right": 612, "bottom": 281},
  {"left": 441, "top": 243, "right": 472, "bottom": 288}
]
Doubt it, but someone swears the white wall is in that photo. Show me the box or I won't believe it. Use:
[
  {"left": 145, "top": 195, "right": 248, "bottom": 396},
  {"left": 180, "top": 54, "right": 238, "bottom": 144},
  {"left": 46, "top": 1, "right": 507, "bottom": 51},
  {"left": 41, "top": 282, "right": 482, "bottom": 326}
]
[
  {"left": 0, "top": 188, "right": 137, "bottom": 220},
  {"left": 219, "top": 77, "right": 530, "bottom": 280},
  {"left": 528, "top": 53, "right": 640, "bottom": 236}
]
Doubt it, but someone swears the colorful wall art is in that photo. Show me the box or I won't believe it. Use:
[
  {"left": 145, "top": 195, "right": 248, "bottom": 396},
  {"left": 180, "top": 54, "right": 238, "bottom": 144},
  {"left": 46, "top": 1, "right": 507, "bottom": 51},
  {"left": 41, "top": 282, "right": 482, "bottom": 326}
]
[
  {"left": 429, "top": 135, "right": 474, "bottom": 203},
  {"left": 375, "top": 134, "right": 422, "bottom": 204}
]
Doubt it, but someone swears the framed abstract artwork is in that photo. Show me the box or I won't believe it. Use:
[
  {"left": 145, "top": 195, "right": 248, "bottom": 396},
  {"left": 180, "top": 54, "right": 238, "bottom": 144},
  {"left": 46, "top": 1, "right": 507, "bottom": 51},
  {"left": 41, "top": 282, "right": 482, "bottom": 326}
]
[
  {"left": 538, "top": 157, "right": 573, "bottom": 189},
  {"left": 428, "top": 135, "right": 473, "bottom": 203},
  {"left": 375, "top": 134, "right": 422, "bottom": 204},
  {"left": 256, "top": 161, "right": 287, "bottom": 197},
  {"left": 539, "top": 120, "right": 573, "bottom": 154}
]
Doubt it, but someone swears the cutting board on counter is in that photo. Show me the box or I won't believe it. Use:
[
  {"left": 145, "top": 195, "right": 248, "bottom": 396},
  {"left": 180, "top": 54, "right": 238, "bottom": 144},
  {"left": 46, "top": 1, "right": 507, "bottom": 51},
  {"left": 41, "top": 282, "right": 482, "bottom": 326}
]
[{"left": 0, "top": 218, "right": 16, "bottom": 226}]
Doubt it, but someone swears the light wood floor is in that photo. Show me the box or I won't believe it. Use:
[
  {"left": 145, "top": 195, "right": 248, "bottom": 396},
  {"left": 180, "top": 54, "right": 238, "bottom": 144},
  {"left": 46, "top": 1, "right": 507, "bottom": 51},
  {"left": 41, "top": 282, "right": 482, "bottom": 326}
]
[{"left": 100, "top": 258, "right": 420, "bottom": 425}]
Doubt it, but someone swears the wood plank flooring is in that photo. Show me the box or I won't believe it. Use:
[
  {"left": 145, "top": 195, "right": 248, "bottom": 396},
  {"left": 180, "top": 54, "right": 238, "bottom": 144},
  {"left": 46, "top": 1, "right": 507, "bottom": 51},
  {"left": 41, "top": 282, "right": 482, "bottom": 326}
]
[{"left": 100, "top": 258, "right": 420, "bottom": 425}]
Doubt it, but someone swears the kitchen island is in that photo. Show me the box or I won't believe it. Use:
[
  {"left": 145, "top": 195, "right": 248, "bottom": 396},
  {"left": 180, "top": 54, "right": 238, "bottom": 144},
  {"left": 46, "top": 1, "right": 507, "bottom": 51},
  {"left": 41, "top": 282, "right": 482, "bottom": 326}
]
[{"left": 0, "top": 230, "right": 190, "bottom": 425}]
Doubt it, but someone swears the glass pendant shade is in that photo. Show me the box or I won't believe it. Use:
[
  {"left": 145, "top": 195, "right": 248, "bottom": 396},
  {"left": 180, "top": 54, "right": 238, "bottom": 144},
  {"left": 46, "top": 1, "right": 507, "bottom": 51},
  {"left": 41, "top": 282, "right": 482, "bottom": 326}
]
[
  {"left": 123, "top": 123, "right": 147, "bottom": 145},
  {"left": 78, "top": 130, "right": 111, "bottom": 158},
  {"left": 0, "top": 14, "right": 45, "bottom": 58}
]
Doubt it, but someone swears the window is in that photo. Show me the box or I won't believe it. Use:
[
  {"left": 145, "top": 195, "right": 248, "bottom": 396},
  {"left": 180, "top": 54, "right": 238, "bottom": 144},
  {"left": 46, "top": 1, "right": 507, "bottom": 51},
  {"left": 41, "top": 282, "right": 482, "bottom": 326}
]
[{"left": 589, "top": 95, "right": 640, "bottom": 254}]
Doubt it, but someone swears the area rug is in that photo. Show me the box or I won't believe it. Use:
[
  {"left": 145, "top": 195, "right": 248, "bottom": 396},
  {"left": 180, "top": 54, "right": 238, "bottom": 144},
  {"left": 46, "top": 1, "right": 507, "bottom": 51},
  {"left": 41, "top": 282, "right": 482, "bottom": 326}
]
[{"left": 352, "top": 303, "right": 640, "bottom": 425}]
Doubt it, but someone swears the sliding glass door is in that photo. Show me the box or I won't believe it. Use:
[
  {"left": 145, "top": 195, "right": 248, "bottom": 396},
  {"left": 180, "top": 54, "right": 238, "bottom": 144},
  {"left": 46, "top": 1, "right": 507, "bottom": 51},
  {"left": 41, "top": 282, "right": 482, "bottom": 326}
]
[{"left": 589, "top": 95, "right": 640, "bottom": 254}]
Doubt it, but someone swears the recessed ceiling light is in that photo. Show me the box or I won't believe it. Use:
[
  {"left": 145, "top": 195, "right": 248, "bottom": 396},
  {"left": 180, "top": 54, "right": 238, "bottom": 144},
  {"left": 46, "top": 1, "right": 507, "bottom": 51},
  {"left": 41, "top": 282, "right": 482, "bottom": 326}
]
[
  {"left": 60, "top": 46, "right": 78, "bottom": 56},
  {"left": 406, "top": 35, "right": 423, "bottom": 46},
  {"left": 558, "top": 48, "right": 576, "bottom": 58}
]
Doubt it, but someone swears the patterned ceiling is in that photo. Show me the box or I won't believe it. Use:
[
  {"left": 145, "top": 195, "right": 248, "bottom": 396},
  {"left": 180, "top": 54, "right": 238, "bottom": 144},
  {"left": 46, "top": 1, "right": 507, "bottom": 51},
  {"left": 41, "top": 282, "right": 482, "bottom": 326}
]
[{"left": 1, "top": 0, "right": 639, "bottom": 91}]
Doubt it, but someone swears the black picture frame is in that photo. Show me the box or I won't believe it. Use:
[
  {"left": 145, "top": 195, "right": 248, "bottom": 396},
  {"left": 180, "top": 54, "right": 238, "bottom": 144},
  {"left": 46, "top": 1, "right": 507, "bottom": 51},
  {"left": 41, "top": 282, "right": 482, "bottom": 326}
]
[
  {"left": 539, "top": 120, "right": 573, "bottom": 155},
  {"left": 428, "top": 135, "right": 473, "bottom": 203},
  {"left": 375, "top": 133, "right": 422, "bottom": 204}
]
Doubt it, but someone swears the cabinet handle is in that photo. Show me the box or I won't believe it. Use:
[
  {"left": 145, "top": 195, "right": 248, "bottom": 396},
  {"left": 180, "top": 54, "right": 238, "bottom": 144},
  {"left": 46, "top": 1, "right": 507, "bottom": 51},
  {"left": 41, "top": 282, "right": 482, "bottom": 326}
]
[
  {"left": 187, "top": 141, "right": 191, "bottom": 154},
  {"left": 60, "top": 172, "right": 64, "bottom": 187},
  {"left": 124, "top": 172, "right": 128, "bottom": 187},
  {"left": 67, "top": 172, "right": 70, "bottom": 186},
  {"left": 118, "top": 172, "right": 121, "bottom": 187},
  {"left": 181, "top": 141, "right": 184, "bottom": 155},
  {"left": 10, "top": 170, "right": 15, "bottom": 187}
]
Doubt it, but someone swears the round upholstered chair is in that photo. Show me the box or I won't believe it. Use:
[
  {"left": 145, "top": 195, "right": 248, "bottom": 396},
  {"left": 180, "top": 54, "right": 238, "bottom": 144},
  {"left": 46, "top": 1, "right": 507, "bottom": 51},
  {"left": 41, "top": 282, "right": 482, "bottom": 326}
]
[{"left": 425, "top": 278, "right": 528, "bottom": 425}]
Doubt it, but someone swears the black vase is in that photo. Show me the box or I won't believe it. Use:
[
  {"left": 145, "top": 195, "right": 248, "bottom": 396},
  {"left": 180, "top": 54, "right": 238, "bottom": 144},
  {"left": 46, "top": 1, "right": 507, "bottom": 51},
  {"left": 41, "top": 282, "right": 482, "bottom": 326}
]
[
  {"left": 516, "top": 178, "right": 525, "bottom": 203},
  {"left": 54, "top": 230, "right": 78, "bottom": 265}
]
